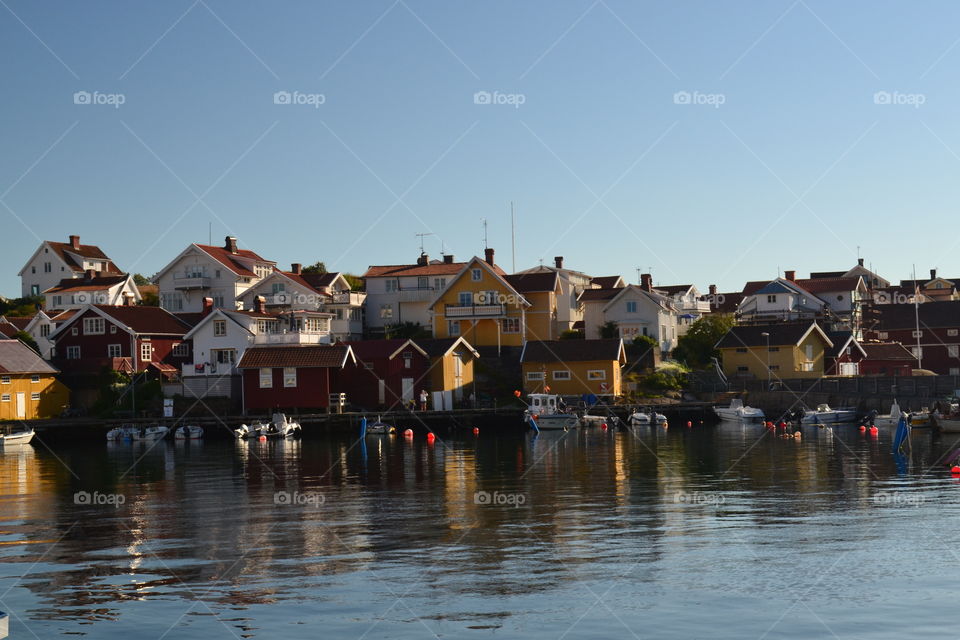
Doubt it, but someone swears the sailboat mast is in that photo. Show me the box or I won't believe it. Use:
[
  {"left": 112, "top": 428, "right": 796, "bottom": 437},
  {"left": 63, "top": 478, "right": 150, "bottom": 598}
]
[{"left": 913, "top": 264, "right": 922, "bottom": 370}]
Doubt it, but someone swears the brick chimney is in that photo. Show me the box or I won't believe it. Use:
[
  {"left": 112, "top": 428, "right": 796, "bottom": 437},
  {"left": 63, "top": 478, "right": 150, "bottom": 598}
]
[
  {"left": 858, "top": 258, "right": 864, "bottom": 267},
  {"left": 784, "top": 270, "right": 796, "bottom": 281},
  {"left": 291, "top": 263, "right": 302, "bottom": 275},
  {"left": 255, "top": 295, "right": 267, "bottom": 314},
  {"left": 931, "top": 268, "right": 937, "bottom": 280},
  {"left": 84, "top": 268, "right": 97, "bottom": 281},
  {"left": 416, "top": 252, "right": 429, "bottom": 267},
  {"left": 201, "top": 297, "right": 214, "bottom": 317},
  {"left": 69, "top": 235, "right": 80, "bottom": 250},
  {"left": 709, "top": 284, "right": 717, "bottom": 296},
  {"left": 225, "top": 236, "right": 238, "bottom": 254},
  {"left": 443, "top": 254, "right": 454, "bottom": 264},
  {"left": 640, "top": 273, "right": 652, "bottom": 291},
  {"left": 484, "top": 247, "right": 495, "bottom": 266},
  {"left": 554, "top": 256, "right": 564, "bottom": 269}
]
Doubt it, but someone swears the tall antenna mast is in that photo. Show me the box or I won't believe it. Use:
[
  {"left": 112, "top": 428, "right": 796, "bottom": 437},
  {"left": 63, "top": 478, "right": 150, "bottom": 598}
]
[
  {"left": 415, "top": 232, "right": 434, "bottom": 254},
  {"left": 208, "top": 222, "right": 212, "bottom": 245},
  {"left": 636, "top": 267, "right": 641, "bottom": 284},
  {"left": 511, "top": 202, "right": 516, "bottom": 272},
  {"left": 482, "top": 218, "right": 488, "bottom": 250}
]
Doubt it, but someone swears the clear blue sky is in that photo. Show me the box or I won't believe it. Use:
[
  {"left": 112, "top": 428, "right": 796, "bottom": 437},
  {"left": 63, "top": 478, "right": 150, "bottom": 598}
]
[{"left": 2, "top": 0, "right": 959, "bottom": 297}]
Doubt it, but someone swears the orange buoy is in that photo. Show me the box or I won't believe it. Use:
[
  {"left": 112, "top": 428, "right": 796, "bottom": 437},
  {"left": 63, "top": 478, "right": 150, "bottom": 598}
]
[
  {"left": 859, "top": 425, "right": 866, "bottom": 432},
  {"left": 403, "top": 428, "right": 414, "bottom": 438},
  {"left": 426, "top": 432, "right": 436, "bottom": 443},
  {"left": 472, "top": 427, "right": 479, "bottom": 435},
  {"left": 869, "top": 426, "right": 879, "bottom": 436}
]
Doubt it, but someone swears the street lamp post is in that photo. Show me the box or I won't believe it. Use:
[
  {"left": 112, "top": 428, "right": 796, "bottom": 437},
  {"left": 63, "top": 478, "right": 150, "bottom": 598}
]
[{"left": 761, "top": 332, "right": 771, "bottom": 388}]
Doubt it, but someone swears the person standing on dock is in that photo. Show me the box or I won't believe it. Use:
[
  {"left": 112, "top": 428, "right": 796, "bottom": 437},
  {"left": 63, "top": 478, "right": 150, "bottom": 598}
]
[{"left": 419, "top": 389, "right": 428, "bottom": 411}]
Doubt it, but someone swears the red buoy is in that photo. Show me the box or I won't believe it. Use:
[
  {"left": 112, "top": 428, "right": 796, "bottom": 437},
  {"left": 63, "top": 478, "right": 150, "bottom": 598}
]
[
  {"left": 869, "top": 426, "right": 879, "bottom": 436},
  {"left": 686, "top": 421, "right": 692, "bottom": 427},
  {"left": 472, "top": 427, "right": 479, "bottom": 435},
  {"left": 859, "top": 425, "right": 866, "bottom": 432},
  {"left": 952, "top": 466, "right": 960, "bottom": 475},
  {"left": 403, "top": 428, "right": 414, "bottom": 438},
  {"left": 601, "top": 422, "right": 608, "bottom": 430},
  {"left": 426, "top": 432, "right": 436, "bottom": 443}
]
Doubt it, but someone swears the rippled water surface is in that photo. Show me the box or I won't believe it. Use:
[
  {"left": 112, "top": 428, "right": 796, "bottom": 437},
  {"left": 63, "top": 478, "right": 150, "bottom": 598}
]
[{"left": 3, "top": 422, "right": 960, "bottom": 638}]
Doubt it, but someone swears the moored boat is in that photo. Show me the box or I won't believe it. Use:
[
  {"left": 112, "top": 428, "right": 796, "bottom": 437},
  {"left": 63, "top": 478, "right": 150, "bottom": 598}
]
[
  {"left": 936, "top": 416, "right": 960, "bottom": 433},
  {"left": 364, "top": 417, "right": 396, "bottom": 435},
  {"left": 261, "top": 413, "right": 301, "bottom": 438},
  {"left": 872, "top": 401, "right": 904, "bottom": 428},
  {"left": 0, "top": 428, "right": 34, "bottom": 446},
  {"left": 801, "top": 404, "right": 857, "bottom": 424},
  {"left": 131, "top": 426, "right": 170, "bottom": 441},
  {"left": 525, "top": 393, "right": 579, "bottom": 430},
  {"left": 174, "top": 425, "right": 203, "bottom": 439},
  {"left": 714, "top": 398, "right": 764, "bottom": 421}
]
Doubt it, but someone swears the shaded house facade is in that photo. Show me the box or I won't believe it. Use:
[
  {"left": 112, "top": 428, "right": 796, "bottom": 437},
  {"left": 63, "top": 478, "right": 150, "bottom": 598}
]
[
  {"left": 823, "top": 331, "right": 867, "bottom": 376},
  {"left": 19, "top": 235, "right": 122, "bottom": 298},
  {"left": 0, "top": 339, "right": 69, "bottom": 420},
  {"left": 520, "top": 339, "right": 626, "bottom": 397},
  {"left": 237, "top": 344, "right": 356, "bottom": 412},
  {"left": 50, "top": 305, "right": 193, "bottom": 379},
  {"left": 859, "top": 342, "right": 917, "bottom": 377},
  {"left": 867, "top": 301, "right": 960, "bottom": 374},
  {"left": 514, "top": 257, "right": 597, "bottom": 334},
  {"left": 417, "top": 337, "right": 479, "bottom": 406},
  {"left": 716, "top": 322, "right": 833, "bottom": 380},
  {"left": 342, "top": 339, "right": 430, "bottom": 410}
]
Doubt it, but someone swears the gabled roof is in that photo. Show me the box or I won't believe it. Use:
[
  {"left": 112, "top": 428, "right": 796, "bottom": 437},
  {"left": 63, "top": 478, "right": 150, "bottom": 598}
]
[
  {"left": 346, "top": 338, "right": 427, "bottom": 360},
  {"left": 0, "top": 325, "right": 18, "bottom": 339},
  {"left": 824, "top": 330, "right": 867, "bottom": 358},
  {"left": 415, "top": 336, "right": 480, "bottom": 359},
  {"left": 182, "top": 308, "right": 275, "bottom": 339},
  {"left": 861, "top": 342, "right": 917, "bottom": 361},
  {"left": 194, "top": 243, "right": 275, "bottom": 277},
  {"left": 504, "top": 271, "right": 560, "bottom": 293},
  {"left": 428, "top": 257, "right": 530, "bottom": 309},
  {"left": 53, "top": 305, "right": 192, "bottom": 339},
  {"left": 362, "top": 259, "right": 473, "bottom": 279},
  {"left": 0, "top": 339, "right": 58, "bottom": 374},
  {"left": 706, "top": 292, "right": 743, "bottom": 314},
  {"left": 656, "top": 284, "right": 696, "bottom": 296},
  {"left": 600, "top": 285, "right": 678, "bottom": 314},
  {"left": 45, "top": 241, "right": 121, "bottom": 273},
  {"left": 42, "top": 274, "right": 130, "bottom": 294},
  {"left": 520, "top": 339, "right": 626, "bottom": 364},
  {"left": 2, "top": 316, "right": 33, "bottom": 330},
  {"left": 591, "top": 276, "right": 624, "bottom": 289},
  {"left": 237, "top": 344, "right": 355, "bottom": 369},
  {"left": 794, "top": 276, "right": 866, "bottom": 295},
  {"left": 578, "top": 287, "right": 622, "bottom": 302},
  {"left": 715, "top": 322, "right": 833, "bottom": 349}
]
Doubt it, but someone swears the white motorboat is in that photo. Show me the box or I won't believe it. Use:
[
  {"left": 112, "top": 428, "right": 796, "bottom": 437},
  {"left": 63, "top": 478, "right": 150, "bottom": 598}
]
[
  {"left": 0, "top": 428, "right": 34, "bottom": 446},
  {"left": 628, "top": 412, "right": 651, "bottom": 425},
  {"left": 235, "top": 420, "right": 265, "bottom": 439},
  {"left": 871, "top": 401, "right": 904, "bottom": 428},
  {"left": 261, "top": 413, "right": 301, "bottom": 438},
  {"left": 714, "top": 399, "right": 765, "bottom": 421},
  {"left": 801, "top": 404, "right": 857, "bottom": 424},
  {"left": 909, "top": 409, "right": 933, "bottom": 429},
  {"left": 936, "top": 416, "right": 960, "bottom": 433},
  {"left": 131, "top": 426, "right": 169, "bottom": 441},
  {"left": 525, "top": 394, "right": 579, "bottom": 430},
  {"left": 174, "top": 425, "right": 203, "bottom": 439},
  {"left": 364, "top": 418, "right": 396, "bottom": 435}
]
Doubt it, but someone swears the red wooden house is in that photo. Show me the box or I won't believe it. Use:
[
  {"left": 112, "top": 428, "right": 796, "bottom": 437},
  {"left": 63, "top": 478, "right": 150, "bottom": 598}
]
[
  {"left": 859, "top": 342, "right": 917, "bottom": 377},
  {"left": 50, "top": 305, "right": 193, "bottom": 379},
  {"left": 869, "top": 301, "right": 960, "bottom": 374},
  {"left": 237, "top": 344, "right": 356, "bottom": 413},
  {"left": 342, "top": 339, "right": 431, "bottom": 410},
  {"left": 824, "top": 331, "right": 867, "bottom": 376}
]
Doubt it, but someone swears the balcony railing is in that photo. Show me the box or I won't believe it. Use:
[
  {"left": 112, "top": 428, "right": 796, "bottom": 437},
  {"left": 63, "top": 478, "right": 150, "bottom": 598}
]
[
  {"left": 182, "top": 363, "right": 238, "bottom": 377},
  {"left": 445, "top": 303, "right": 506, "bottom": 318},
  {"left": 173, "top": 275, "right": 211, "bottom": 290},
  {"left": 328, "top": 291, "right": 367, "bottom": 305},
  {"left": 396, "top": 288, "right": 434, "bottom": 303},
  {"left": 253, "top": 331, "right": 332, "bottom": 345}
]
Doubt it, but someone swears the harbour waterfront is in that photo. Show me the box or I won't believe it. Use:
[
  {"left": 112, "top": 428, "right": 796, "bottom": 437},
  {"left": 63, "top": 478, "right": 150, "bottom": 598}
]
[{"left": 2, "top": 422, "right": 960, "bottom": 638}]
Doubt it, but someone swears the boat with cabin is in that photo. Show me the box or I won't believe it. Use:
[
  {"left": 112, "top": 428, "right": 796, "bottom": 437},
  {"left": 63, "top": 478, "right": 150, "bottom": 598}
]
[
  {"left": 525, "top": 394, "right": 579, "bottom": 430},
  {"left": 713, "top": 398, "right": 765, "bottom": 421},
  {"left": 0, "top": 428, "right": 34, "bottom": 446},
  {"left": 801, "top": 404, "right": 857, "bottom": 424}
]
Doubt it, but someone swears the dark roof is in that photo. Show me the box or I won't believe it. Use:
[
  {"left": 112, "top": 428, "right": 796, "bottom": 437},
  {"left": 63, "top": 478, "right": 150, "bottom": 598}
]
[
  {"left": 0, "top": 325, "right": 18, "bottom": 338},
  {"left": 43, "top": 274, "right": 128, "bottom": 293},
  {"left": 3, "top": 316, "right": 32, "bottom": 330},
  {"left": 823, "top": 330, "right": 863, "bottom": 357},
  {"left": 94, "top": 305, "right": 192, "bottom": 335},
  {"left": 578, "top": 287, "right": 622, "bottom": 302},
  {"left": 591, "top": 276, "right": 623, "bottom": 288},
  {"left": 708, "top": 292, "right": 743, "bottom": 314},
  {"left": 174, "top": 312, "right": 205, "bottom": 328},
  {"left": 346, "top": 339, "right": 420, "bottom": 360},
  {"left": 874, "top": 301, "right": 960, "bottom": 330},
  {"left": 46, "top": 241, "right": 122, "bottom": 274},
  {"left": 809, "top": 271, "right": 846, "bottom": 279},
  {"left": 237, "top": 345, "right": 353, "bottom": 369},
  {"left": 195, "top": 243, "right": 274, "bottom": 277},
  {"left": 504, "top": 272, "right": 559, "bottom": 293},
  {"left": 861, "top": 342, "right": 917, "bottom": 361},
  {"left": 0, "top": 339, "right": 58, "bottom": 374},
  {"left": 716, "top": 323, "right": 829, "bottom": 349},
  {"left": 300, "top": 272, "right": 340, "bottom": 288},
  {"left": 521, "top": 339, "right": 625, "bottom": 363},
  {"left": 416, "top": 337, "right": 479, "bottom": 358},
  {"left": 794, "top": 277, "right": 863, "bottom": 294},
  {"left": 656, "top": 284, "right": 694, "bottom": 296}
]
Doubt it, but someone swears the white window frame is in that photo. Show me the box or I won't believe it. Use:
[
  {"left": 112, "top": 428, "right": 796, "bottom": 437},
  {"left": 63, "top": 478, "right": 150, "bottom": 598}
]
[
  {"left": 448, "top": 320, "right": 461, "bottom": 336},
  {"left": 912, "top": 330, "right": 923, "bottom": 338},
  {"left": 552, "top": 370, "right": 571, "bottom": 380},
  {"left": 83, "top": 317, "right": 105, "bottom": 336},
  {"left": 140, "top": 342, "right": 153, "bottom": 362},
  {"left": 471, "top": 268, "right": 482, "bottom": 282},
  {"left": 0, "top": 376, "right": 10, "bottom": 384},
  {"left": 213, "top": 320, "right": 227, "bottom": 337},
  {"left": 878, "top": 332, "right": 888, "bottom": 339},
  {"left": 31, "top": 393, "right": 39, "bottom": 401},
  {"left": 501, "top": 318, "right": 520, "bottom": 334},
  {"left": 587, "top": 369, "right": 606, "bottom": 381},
  {"left": 259, "top": 368, "right": 273, "bottom": 388},
  {"left": 30, "top": 375, "right": 39, "bottom": 384},
  {"left": 380, "top": 304, "right": 393, "bottom": 319},
  {"left": 949, "top": 346, "right": 959, "bottom": 358},
  {"left": 283, "top": 367, "right": 297, "bottom": 388},
  {"left": 0, "top": 394, "right": 8, "bottom": 402},
  {"left": 626, "top": 301, "right": 637, "bottom": 313},
  {"left": 172, "top": 342, "right": 189, "bottom": 357},
  {"left": 526, "top": 371, "right": 545, "bottom": 381},
  {"left": 950, "top": 329, "right": 959, "bottom": 337}
]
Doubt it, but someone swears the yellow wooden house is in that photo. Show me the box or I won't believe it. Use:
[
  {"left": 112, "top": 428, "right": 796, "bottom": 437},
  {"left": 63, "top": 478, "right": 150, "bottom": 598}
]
[
  {"left": 715, "top": 322, "right": 833, "bottom": 380},
  {"left": 0, "top": 339, "right": 69, "bottom": 420},
  {"left": 520, "top": 339, "right": 627, "bottom": 397},
  {"left": 418, "top": 337, "right": 479, "bottom": 405}
]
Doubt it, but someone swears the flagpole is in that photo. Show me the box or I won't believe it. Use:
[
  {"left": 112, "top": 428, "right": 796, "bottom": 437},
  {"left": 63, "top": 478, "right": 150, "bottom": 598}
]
[{"left": 913, "top": 264, "right": 922, "bottom": 370}]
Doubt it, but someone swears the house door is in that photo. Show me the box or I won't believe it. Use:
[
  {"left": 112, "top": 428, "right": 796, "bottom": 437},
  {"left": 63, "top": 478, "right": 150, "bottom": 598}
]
[
  {"left": 805, "top": 345, "right": 814, "bottom": 361},
  {"left": 453, "top": 354, "right": 464, "bottom": 401},
  {"left": 401, "top": 378, "right": 414, "bottom": 403},
  {"left": 15, "top": 392, "right": 26, "bottom": 419},
  {"left": 378, "top": 380, "right": 386, "bottom": 405}
]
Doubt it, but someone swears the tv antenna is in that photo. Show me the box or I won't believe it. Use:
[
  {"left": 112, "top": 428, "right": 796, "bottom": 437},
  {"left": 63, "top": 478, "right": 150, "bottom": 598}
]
[
  {"left": 481, "top": 218, "right": 488, "bottom": 250},
  {"left": 415, "top": 232, "right": 434, "bottom": 254}
]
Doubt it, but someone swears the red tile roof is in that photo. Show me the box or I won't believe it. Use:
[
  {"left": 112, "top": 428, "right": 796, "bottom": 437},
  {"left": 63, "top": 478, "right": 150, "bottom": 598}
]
[
  {"left": 47, "top": 241, "right": 122, "bottom": 274},
  {"left": 3, "top": 316, "right": 32, "bottom": 330},
  {"left": 793, "top": 277, "right": 863, "bottom": 294},
  {"left": 93, "top": 305, "right": 193, "bottom": 335},
  {"left": 0, "top": 325, "right": 18, "bottom": 338},
  {"left": 43, "top": 275, "right": 128, "bottom": 293},
  {"left": 195, "top": 244, "right": 274, "bottom": 277},
  {"left": 237, "top": 345, "right": 353, "bottom": 369},
  {"left": 591, "top": 276, "right": 623, "bottom": 288}
]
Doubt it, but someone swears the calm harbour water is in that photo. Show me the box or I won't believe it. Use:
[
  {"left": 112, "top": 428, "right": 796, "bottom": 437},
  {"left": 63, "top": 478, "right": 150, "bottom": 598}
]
[{"left": 2, "top": 422, "right": 960, "bottom": 639}]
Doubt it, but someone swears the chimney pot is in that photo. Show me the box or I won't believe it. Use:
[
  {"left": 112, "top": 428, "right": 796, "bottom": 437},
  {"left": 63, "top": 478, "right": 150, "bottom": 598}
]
[
  {"left": 554, "top": 256, "right": 564, "bottom": 269},
  {"left": 443, "top": 254, "right": 454, "bottom": 264},
  {"left": 858, "top": 258, "right": 864, "bottom": 267},
  {"left": 201, "top": 297, "right": 214, "bottom": 317},
  {"left": 416, "top": 253, "right": 429, "bottom": 267},
  {"left": 709, "top": 284, "right": 717, "bottom": 295},
  {"left": 484, "top": 247, "right": 495, "bottom": 266},
  {"left": 784, "top": 270, "right": 796, "bottom": 281},
  {"left": 641, "top": 273, "right": 652, "bottom": 291},
  {"left": 84, "top": 268, "right": 96, "bottom": 281},
  {"left": 225, "top": 236, "right": 238, "bottom": 254},
  {"left": 256, "top": 295, "right": 267, "bottom": 314},
  {"left": 69, "top": 235, "right": 80, "bottom": 250},
  {"left": 931, "top": 268, "right": 937, "bottom": 280},
  {"left": 291, "top": 263, "right": 302, "bottom": 275}
]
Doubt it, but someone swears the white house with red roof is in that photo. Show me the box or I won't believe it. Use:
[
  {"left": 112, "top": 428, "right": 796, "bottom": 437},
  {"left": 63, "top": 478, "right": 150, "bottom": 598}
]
[
  {"left": 43, "top": 271, "right": 140, "bottom": 311},
  {"left": 362, "top": 252, "right": 467, "bottom": 335},
  {"left": 154, "top": 236, "right": 276, "bottom": 313},
  {"left": 578, "top": 275, "right": 681, "bottom": 352},
  {"left": 237, "top": 263, "right": 364, "bottom": 340},
  {"left": 18, "top": 235, "right": 123, "bottom": 298}
]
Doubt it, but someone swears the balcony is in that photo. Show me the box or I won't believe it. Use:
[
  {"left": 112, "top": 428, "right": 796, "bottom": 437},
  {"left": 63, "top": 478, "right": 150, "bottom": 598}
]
[
  {"left": 445, "top": 303, "right": 506, "bottom": 318},
  {"left": 396, "top": 288, "right": 434, "bottom": 303},
  {"left": 253, "top": 331, "right": 333, "bottom": 345},
  {"left": 328, "top": 291, "right": 367, "bottom": 306},
  {"left": 173, "top": 275, "right": 211, "bottom": 290},
  {"left": 182, "top": 363, "right": 238, "bottom": 377}
]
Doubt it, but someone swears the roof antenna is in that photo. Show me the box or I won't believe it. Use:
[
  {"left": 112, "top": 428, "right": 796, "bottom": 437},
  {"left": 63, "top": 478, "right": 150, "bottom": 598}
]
[
  {"left": 415, "top": 232, "right": 434, "bottom": 254},
  {"left": 636, "top": 267, "right": 641, "bottom": 284},
  {"left": 510, "top": 202, "right": 516, "bottom": 273},
  {"left": 481, "top": 218, "right": 488, "bottom": 251}
]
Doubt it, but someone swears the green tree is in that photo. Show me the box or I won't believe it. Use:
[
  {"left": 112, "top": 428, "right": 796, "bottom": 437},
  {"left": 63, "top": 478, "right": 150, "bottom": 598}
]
[
  {"left": 559, "top": 329, "right": 584, "bottom": 340},
  {"left": 385, "top": 321, "right": 431, "bottom": 339},
  {"left": 632, "top": 334, "right": 658, "bottom": 350},
  {"left": 343, "top": 273, "right": 364, "bottom": 291},
  {"left": 302, "top": 262, "right": 327, "bottom": 274},
  {"left": 599, "top": 321, "right": 619, "bottom": 339},
  {"left": 138, "top": 290, "right": 159, "bottom": 306},
  {"left": 12, "top": 330, "right": 40, "bottom": 354},
  {"left": 672, "top": 313, "right": 735, "bottom": 369},
  {"left": 133, "top": 273, "right": 152, "bottom": 286}
]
